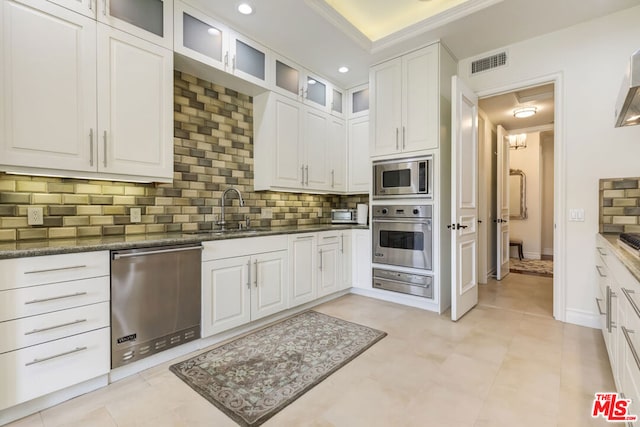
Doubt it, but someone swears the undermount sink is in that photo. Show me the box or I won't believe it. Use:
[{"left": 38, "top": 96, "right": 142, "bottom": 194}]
[{"left": 185, "top": 228, "right": 262, "bottom": 235}]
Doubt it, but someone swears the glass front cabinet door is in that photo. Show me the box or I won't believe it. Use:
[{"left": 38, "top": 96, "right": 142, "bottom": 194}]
[
  {"left": 99, "top": 0, "right": 173, "bottom": 49},
  {"left": 229, "top": 32, "right": 270, "bottom": 88}
]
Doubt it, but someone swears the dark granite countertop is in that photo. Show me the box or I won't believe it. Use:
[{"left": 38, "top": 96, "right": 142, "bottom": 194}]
[
  {"left": 599, "top": 233, "right": 640, "bottom": 283},
  {"left": 0, "top": 224, "right": 369, "bottom": 259}
]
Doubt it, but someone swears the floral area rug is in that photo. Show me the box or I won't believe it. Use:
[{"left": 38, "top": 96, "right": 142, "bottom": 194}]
[
  {"left": 510, "top": 257, "right": 553, "bottom": 277},
  {"left": 169, "top": 310, "right": 386, "bottom": 426}
]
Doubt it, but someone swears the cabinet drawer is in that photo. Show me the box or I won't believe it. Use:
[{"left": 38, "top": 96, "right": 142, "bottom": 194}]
[
  {"left": 202, "top": 235, "right": 287, "bottom": 261},
  {"left": 0, "top": 327, "right": 110, "bottom": 410},
  {"left": 0, "top": 276, "right": 109, "bottom": 322},
  {"left": 0, "top": 251, "right": 109, "bottom": 291},
  {"left": 0, "top": 302, "right": 109, "bottom": 354}
]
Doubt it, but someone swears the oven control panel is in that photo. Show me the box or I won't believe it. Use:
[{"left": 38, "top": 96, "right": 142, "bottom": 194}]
[{"left": 372, "top": 205, "right": 432, "bottom": 219}]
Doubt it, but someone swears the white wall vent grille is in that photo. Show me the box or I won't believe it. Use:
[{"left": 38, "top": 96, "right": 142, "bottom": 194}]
[{"left": 471, "top": 51, "right": 507, "bottom": 75}]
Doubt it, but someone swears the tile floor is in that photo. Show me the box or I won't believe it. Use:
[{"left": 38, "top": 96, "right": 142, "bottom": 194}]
[{"left": 7, "top": 273, "right": 615, "bottom": 427}]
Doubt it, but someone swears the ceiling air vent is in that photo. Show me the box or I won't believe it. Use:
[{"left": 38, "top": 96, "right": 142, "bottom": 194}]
[{"left": 471, "top": 51, "right": 507, "bottom": 75}]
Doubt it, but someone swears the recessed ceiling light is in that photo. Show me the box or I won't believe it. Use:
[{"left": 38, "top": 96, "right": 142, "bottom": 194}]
[
  {"left": 237, "top": 3, "right": 253, "bottom": 15},
  {"left": 513, "top": 106, "right": 537, "bottom": 118},
  {"left": 338, "top": 66, "right": 349, "bottom": 73},
  {"left": 307, "top": 78, "right": 317, "bottom": 85}
]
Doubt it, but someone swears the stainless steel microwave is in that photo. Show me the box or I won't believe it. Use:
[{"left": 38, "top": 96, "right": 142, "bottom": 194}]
[{"left": 373, "top": 156, "right": 432, "bottom": 199}]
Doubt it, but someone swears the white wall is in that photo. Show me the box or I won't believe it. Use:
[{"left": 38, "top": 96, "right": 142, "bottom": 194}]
[
  {"left": 458, "top": 5, "right": 640, "bottom": 326},
  {"left": 509, "top": 132, "right": 541, "bottom": 259}
]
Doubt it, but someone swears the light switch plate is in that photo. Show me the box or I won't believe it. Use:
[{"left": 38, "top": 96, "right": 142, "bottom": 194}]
[
  {"left": 316, "top": 207, "right": 323, "bottom": 218},
  {"left": 261, "top": 208, "right": 273, "bottom": 219},
  {"left": 569, "top": 208, "right": 585, "bottom": 222}
]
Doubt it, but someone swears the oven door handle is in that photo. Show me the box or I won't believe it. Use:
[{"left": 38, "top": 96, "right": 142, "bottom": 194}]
[{"left": 372, "top": 219, "right": 430, "bottom": 224}]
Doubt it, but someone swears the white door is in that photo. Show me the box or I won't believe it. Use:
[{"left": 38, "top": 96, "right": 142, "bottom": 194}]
[
  {"left": 0, "top": 0, "right": 96, "bottom": 173},
  {"left": 451, "top": 76, "right": 479, "bottom": 321},
  {"left": 340, "top": 232, "right": 352, "bottom": 290},
  {"left": 97, "top": 24, "right": 173, "bottom": 181},
  {"left": 289, "top": 234, "right": 316, "bottom": 307},
  {"left": 202, "top": 256, "right": 251, "bottom": 337},
  {"left": 348, "top": 117, "right": 370, "bottom": 193},
  {"left": 496, "top": 125, "right": 510, "bottom": 279},
  {"left": 251, "top": 250, "right": 288, "bottom": 321}
]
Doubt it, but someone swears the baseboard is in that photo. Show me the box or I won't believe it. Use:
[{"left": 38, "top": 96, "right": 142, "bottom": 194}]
[
  {"left": 542, "top": 247, "right": 554, "bottom": 256},
  {"left": 565, "top": 308, "right": 600, "bottom": 329},
  {"left": 0, "top": 376, "right": 108, "bottom": 426}
]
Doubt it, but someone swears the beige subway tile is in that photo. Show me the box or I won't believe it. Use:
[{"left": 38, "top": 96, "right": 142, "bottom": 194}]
[
  {"left": 612, "top": 216, "right": 638, "bottom": 225},
  {"left": 0, "top": 192, "right": 30, "bottom": 204},
  {"left": 32, "top": 193, "right": 62, "bottom": 204},
  {"left": 103, "top": 206, "right": 126, "bottom": 215},
  {"left": 145, "top": 224, "right": 166, "bottom": 233},
  {"left": 124, "top": 186, "right": 146, "bottom": 196},
  {"left": 626, "top": 189, "right": 640, "bottom": 197},
  {"left": 0, "top": 229, "right": 16, "bottom": 241},
  {"left": 17, "top": 228, "right": 48, "bottom": 240},
  {"left": 102, "top": 185, "right": 125, "bottom": 195},
  {"left": 125, "top": 224, "right": 146, "bottom": 234},
  {"left": 1, "top": 217, "right": 28, "bottom": 228},
  {"left": 612, "top": 198, "right": 638, "bottom": 207},
  {"left": 603, "top": 207, "right": 625, "bottom": 215},
  {"left": 0, "top": 179, "right": 16, "bottom": 191},
  {"left": 75, "top": 183, "right": 102, "bottom": 194},
  {"left": 624, "top": 225, "right": 640, "bottom": 233},
  {"left": 63, "top": 216, "right": 90, "bottom": 226},
  {"left": 16, "top": 181, "right": 47, "bottom": 192},
  {"left": 146, "top": 206, "right": 165, "bottom": 215},
  {"left": 155, "top": 197, "right": 173, "bottom": 205},
  {"left": 76, "top": 206, "right": 103, "bottom": 216},
  {"left": 113, "top": 196, "right": 135, "bottom": 205},
  {"left": 48, "top": 182, "right": 75, "bottom": 193},
  {"left": 182, "top": 206, "right": 199, "bottom": 214},
  {"left": 48, "top": 227, "right": 77, "bottom": 239},
  {"left": 77, "top": 226, "right": 102, "bottom": 237},
  {"left": 90, "top": 216, "right": 114, "bottom": 225},
  {"left": 173, "top": 214, "right": 189, "bottom": 223},
  {"left": 62, "top": 194, "right": 89, "bottom": 204}
]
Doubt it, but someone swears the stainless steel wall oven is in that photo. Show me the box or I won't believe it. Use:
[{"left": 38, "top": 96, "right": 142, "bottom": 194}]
[{"left": 372, "top": 205, "right": 432, "bottom": 271}]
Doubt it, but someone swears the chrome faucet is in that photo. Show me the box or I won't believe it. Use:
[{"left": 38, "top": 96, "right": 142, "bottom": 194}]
[{"left": 218, "top": 187, "right": 244, "bottom": 230}]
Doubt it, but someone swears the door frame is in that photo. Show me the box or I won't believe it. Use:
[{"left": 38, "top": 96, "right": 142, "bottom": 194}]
[{"left": 476, "top": 72, "right": 564, "bottom": 322}]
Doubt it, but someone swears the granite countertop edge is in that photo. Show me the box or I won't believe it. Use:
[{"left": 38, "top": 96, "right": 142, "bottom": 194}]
[
  {"left": 599, "top": 233, "right": 640, "bottom": 283},
  {"left": 0, "top": 224, "right": 369, "bottom": 260}
]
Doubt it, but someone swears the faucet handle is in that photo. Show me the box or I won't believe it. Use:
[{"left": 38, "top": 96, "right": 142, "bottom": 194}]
[{"left": 245, "top": 215, "right": 251, "bottom": 229}]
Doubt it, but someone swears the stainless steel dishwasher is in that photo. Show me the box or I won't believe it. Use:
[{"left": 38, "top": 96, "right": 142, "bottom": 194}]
[{"left": 110, "top": 244, "right": 202, "bottom": 368}]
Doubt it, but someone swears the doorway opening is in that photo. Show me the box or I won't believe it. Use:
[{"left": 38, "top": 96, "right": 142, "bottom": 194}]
[{"left": 476, "top": 83, "right": 556, "bottom": 311}]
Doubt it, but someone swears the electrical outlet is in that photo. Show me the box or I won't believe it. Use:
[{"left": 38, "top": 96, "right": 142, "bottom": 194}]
[
  {"left": 261, "top": 208, "right": 273, "bottom": 219},
  {"left": 316, "top": 208, "right": 323, "bottom": 218},
  {"left": 27, "top": 207, "right": 43, "bottom": 225},
  {"left": 130, "top": 207, "right": 142, "bottom": 223}
]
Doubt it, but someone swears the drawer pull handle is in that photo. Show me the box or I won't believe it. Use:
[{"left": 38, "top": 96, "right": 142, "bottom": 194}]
[
  {"left": 24, "top": 292, "right": 88, "bottom": 305},
  {"left": 597, "top": 247, "right": 607, "bottom": 256},
  {"left": 595, "top": 265, "right": 607, "bottom": 278},
  {"left": 24, "top": 265, "right": 87, "bottom": 274},
  {"left": 24, "top": 319, "right": 87, "bottom": 335},
  {"left": 622, "top": 288, "right": 640, "bottom": 320},
  {"left": 622, "top": 326, "right": 640, "bottom": 372},
  {"left": 25, "top": 346, "right": 88, "bottom": 366},
  {"left": 595, "top": 297, "right": 605, "bottom": 316}
]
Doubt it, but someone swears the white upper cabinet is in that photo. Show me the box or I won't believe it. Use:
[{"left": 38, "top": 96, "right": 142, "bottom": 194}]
[
  {"left": 0, "top": 0, "right": 173, "bottom": 182},
  {"left": 347, "top": 84, "right": 370, "bottom": 193},
  {"left": 349, "top": 85, "right": 369, "bottom": 119},
  {"left": 97, "top": 0, "right": 173, "bottom": 49},
  {"left": 330, "top": 86, "right": 345, "bottom": 117},
  {"left": 97, "top": 24, "right": 173, "bottom": 180},
  {"left": 272, "top": 53, "right": 332, "bottom": 113},
  {"left": 328, "top": 116, "right": 346, "bottom": 192},
  {"left": 0, "top": 0, "right": 97, "bottom": 173},
  {"left": 174, "top": 1, "right": 269, "bottom": 88},
  {"left": 47, "top": 0, "right": 93, "bottom": 17},
  {"left": 370, "top": 44, "right": 439, "bottom": 157}
]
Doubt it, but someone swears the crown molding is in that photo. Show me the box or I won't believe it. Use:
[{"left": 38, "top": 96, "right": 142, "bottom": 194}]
[
  {"left": 371, "top": 0, "right": 504, "bottom": 53},
  {"left": 304, "top": 0, "right": 372, "bottom": 51}
]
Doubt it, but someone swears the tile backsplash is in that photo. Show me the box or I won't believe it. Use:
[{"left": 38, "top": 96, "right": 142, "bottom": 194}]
[
  {"left": 0, "top": 71, "right": 368, "bottom": 242},
  {"left": 599, "top": 177, "right": 640, "bottom": 233}
]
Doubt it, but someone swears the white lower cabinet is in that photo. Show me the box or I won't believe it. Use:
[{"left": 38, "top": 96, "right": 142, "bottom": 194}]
[
  {"left": 353, "top": 229, "right": 372, "bottom": 289},
  {"left": 0, "top": 250, "right": 110, "bottom": 411},
  {"left": 597, "top": 234, "right": 640, "bottom": 418},
  {"left": 288, "top": 233, "right": 317, "bottom": 307},
  {"left": 201, "top": 236, "right": 288, "bottom": 337},
  {"left": 317, "top": 238, "right": 340, "bottom": 298}
]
